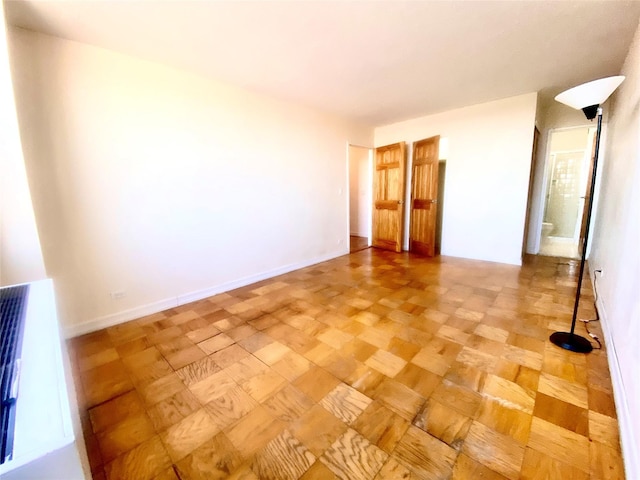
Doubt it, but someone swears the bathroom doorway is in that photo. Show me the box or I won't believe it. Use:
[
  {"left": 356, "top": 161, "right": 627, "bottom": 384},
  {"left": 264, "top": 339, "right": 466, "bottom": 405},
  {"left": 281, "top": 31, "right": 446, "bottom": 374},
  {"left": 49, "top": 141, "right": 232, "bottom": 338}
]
[{"left": 539, "top": 126, "right": 595, "bottom": 258}]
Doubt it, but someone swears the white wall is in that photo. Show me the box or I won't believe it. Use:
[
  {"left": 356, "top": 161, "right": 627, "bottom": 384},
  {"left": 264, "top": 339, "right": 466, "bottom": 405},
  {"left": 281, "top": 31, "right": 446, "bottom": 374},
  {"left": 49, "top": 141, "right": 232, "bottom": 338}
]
[
  {"left": 8, "top": 28, "right": 372, "bottom": 334},
  {"left": 589, "top": 19, "right": 640, "bottom": 479},
  {"left": 0, "top": 7, "right": 46, "bottom": 286},
  {"left": 348, "top": 145, "right": 371, "bottom": 237},
  {"left": 375, "top": 93, "right": 537, "bottom": 265}
]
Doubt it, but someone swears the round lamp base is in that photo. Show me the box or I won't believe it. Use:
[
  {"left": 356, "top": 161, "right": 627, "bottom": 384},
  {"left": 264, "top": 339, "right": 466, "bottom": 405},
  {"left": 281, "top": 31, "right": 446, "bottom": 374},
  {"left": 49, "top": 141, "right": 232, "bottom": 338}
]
[{"left": 550, "top": 332, "right": 593, "bottom": 354}]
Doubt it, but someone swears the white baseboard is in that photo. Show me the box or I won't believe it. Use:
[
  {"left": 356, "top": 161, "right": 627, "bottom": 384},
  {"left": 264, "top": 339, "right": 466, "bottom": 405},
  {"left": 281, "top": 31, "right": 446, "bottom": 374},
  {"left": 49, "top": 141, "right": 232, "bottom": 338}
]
[
  {"left": 64, "top": 250, "right": 348, "bottom": 338},
  {"left": 64, "top": 298, "right": 178, "bottom": 338},
  {"left": 589, "top": 266, "right": 638, "bottom": 480}
]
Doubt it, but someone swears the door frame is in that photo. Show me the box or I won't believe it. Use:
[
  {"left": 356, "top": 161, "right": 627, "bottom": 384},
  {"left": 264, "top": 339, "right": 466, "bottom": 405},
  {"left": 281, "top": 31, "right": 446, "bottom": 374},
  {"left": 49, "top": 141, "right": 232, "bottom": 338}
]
[
  {"left": 533, "top": 124, "right": 596, "bottom": 254},
  {"left": 346, "top": 143, "right": 374, "bottom": 247}
]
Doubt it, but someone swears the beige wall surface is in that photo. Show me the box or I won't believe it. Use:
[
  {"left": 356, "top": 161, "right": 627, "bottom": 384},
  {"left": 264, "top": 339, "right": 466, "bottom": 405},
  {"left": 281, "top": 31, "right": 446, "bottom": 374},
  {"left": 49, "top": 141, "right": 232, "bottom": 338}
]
[
  {"left": 590, "top": 19, "right": 640, "bottom": 479},
  {"left": 0, "top": 8, "right": 46, "bottom": 286},
  {"left": 8, "top": 28, "right": 372, "bottom": 333},
  {"left": 375, "top": 93, "right": 538, "bottom": 265}
]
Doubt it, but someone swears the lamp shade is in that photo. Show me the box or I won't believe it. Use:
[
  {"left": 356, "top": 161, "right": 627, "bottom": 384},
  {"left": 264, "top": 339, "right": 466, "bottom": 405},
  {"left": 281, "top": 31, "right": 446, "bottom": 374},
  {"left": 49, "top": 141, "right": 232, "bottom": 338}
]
[{"left": 555, "top": 75, "right": 625, "bottom": 110}]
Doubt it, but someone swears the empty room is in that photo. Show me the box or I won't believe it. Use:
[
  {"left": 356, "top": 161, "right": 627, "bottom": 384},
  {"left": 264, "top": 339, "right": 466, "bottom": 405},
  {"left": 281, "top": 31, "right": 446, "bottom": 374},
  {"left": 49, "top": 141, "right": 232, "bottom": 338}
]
[{"left": 1, "top": 1, "right": 639, "bottom": 479}]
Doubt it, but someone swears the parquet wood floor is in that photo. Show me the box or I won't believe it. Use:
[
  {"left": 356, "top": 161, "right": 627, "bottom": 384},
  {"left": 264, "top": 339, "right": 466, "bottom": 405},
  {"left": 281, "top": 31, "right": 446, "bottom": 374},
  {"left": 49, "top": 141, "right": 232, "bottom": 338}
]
[{"left": 69, "top": 249, "right": 623, "bottom": 480}]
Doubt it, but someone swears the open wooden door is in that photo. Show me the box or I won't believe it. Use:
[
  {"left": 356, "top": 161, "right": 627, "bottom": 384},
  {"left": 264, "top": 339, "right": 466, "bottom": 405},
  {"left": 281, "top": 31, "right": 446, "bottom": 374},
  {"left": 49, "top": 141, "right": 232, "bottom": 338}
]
[
  {"left": 409, "top": 136, "right": 440, "bottom": 256},
  {"left": 372, "top": 142, "right": 406, "bottom": 252}
]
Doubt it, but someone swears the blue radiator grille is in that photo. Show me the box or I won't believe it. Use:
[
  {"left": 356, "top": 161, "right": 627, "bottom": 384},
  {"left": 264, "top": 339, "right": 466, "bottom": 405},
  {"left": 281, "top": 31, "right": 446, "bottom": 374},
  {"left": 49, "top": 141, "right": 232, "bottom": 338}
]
[{"left": 0, "top": 284, "right": 29, "bottom": 464}]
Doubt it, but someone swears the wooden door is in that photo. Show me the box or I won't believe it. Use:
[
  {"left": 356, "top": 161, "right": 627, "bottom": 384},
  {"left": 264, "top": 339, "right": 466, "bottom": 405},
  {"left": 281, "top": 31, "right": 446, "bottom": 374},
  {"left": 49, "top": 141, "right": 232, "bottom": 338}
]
[
  {"left": 372, "top": 142, "right": 406, "bottom": 252},
  {"left": 409, "top": 136, "right": 440, "bottom": 256}
]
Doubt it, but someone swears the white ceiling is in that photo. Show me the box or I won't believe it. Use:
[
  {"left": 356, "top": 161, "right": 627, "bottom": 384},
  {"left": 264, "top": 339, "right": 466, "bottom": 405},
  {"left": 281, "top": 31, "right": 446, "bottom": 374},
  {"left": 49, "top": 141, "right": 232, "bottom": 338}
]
[{"left": 4, "top": 0, "right": 640, "bottom": 125}]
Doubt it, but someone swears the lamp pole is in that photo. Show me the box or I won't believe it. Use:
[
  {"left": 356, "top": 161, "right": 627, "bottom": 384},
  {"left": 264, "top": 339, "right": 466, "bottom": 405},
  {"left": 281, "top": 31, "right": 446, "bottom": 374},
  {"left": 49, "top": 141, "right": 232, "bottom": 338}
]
[
  {"left": 549, "top": 108, "right": 602, "bottom": 353},
  {"left": 548, "top": 75, "right": 624, "bottom": 354}
]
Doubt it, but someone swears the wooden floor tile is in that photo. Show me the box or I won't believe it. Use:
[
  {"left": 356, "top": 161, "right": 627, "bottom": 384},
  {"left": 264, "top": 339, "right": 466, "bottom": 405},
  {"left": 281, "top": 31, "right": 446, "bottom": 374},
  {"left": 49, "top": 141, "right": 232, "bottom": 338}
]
[
  {"left": 252, "top": 429, "right": 315, "bottom": 480},
  {"left": 272, "top": 352, "right": 312, "bottom": 382},
  {"left": 520, "top": 447, "right": 588, "bottom": 480},
  {"left": 147, "top": 389, "right": 201, "bottom": 431},
  {"left": 104, "top": 436, "right": 172, "bottom": 480},
  {"left": 223, "top": 355, "right": 270, "bottom": 384},
  {"left": 81, "top": 360, "right": 134, "bottom": 407},
  {"left": 474, "top": 324, "right": 509, "bottom": 343},
  {"left": 240, "top": 369, "right": 288, "bottom": 403},
  {"left": 493, "top": 359, "right": 540, "bottom": 397},
  {"left": 320, "top": 428, "right": 388, "bottom": 480},
  {"left": 394, "top": 425, "right": 457, "bottom": 480},
  {"left": 476, "top": 398, "right": 532, "bottom": 445},
  {"left": 176, "top": 355, "right": 221, "bottom": 387},
  {"left": 386, "top": 336, "right": 421, "bottom": 362},
  {"left": 502, "top": 344, "right": 543, "bottom": 370},
  {"left": 352, "top": 400, "right": 409, "bottom": 454},
  {"left": 68, "top": 251, "right": 623, "bottom": 480},
  {"left": 588, "top": 410, "right": 620, "bottom": 449},
  {"left": 262, "top": 385, "right": 314, "bottom": 423},
  {"left": 588, "top": 385, "right": 618, "bottom": 418},
  {"left": 227, "top": 324, "right": 258, "bottom": 342},
  {"left": 430, "top": 379, "right": 482, "bottom": 418},
  {"left": 527, "top": 416, "right": 589, "bottom": 471},
  {"left": 160, "top": 408, "right": 220, "bottom": 462},
  {"left": 204, "top": 385, "right": 259, "bottom": 430},
  {"left": 79, "top": 347, "right": 120, "bottom": 372},
  {"left": 482, "top": 373, "right": 535, "bottom": 414},
  {"left": 533, "top": 392, "right": 588, "bottom": 436},
  {"left": 364, "top": 349, "right": 407, "bottom": 377},
  {"left": 300, "top": 460, "right": 339, "bottom": 479},
  {"left": 462, "top": 421, "right": 525, "bottom": 480},
  {"left": 320, "top": 383, "right": 372, "bottom": 424},
  {"left": 88, "top": 389, "right": 145, "bottom": 433},
  {"left": 184, "top": 323, "right": 221, "bottom": 344},
  {"left": 413, "top": 398, "right": 472, "bottom": 450},
  {"left": 589, "top": 440, "right": 625, "bottom": 479},
  {"left": 538, "top": 371, "right": 589, "bottom": 409},
  {"left": 189, "top": 369, "right": 236, "bottom": 405},
  {"left": 209, "top": 344, "right": 250, "bottom": 369},
  {"left": 452, "top": 453, "right": 510, "bottom": 480},
  {"left": 124, "top": 347, "right": 174, "bottom": 386},
  {"left": 393, "top": 363, "right": 441, "bottom": 398},
  {"left": 444, "top": 361, "right": 487, "bottom": 393},
  {"left": 253, "top": 341, "right": 291, "bottom": 365},
  {"left": 225, "top": 405, "right": 285, "bottom": 457},
  {"left": 292, "top": 366, "right": 341, "bottom": 402},
  {"left": 97, "top": 412, "right": 156, "bottom": 462},
  {"left": 372, "top": 378, "right": 425, "bottom": 421},
  {"left": 374, "top": 456, "right": 420, "bottom": 479},
  {"left": 198, "top": 333, "right": 235, "bottom": 354},
  {"left": 290, "top": 404, "right": 348, "bottom": 456}
]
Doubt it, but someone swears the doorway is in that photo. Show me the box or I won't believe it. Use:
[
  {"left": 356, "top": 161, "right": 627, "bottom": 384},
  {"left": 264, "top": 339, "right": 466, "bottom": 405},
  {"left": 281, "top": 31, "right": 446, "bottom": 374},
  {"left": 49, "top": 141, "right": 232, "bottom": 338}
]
[
  {"left": 348, "top": 145, "right": 372, "bottom": 253},
  {"left": 539, "top": 126, "right": 595, "bottom": 258}
]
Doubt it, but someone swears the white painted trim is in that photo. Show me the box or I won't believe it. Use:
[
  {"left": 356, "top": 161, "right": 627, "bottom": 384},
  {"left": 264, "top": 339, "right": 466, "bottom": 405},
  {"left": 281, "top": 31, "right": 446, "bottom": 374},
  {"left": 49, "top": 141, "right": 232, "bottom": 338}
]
[
  {"left": 349, "top": 231, "right": 369, "bottom": 238},
  {"left": 63, "top": 250, "right": 348, "bottom": 338},
  {"left": 534, "top": 124, "right": 593, "bottom": 254},
  {"left": 367, "top": 148, "right": 374, "bottom": 246},
  {"left": 63, "top": 298, "right": 178, "bottom": 338},
  {"left": 589, "top": 266, "right": 639, "bottom": 480}
]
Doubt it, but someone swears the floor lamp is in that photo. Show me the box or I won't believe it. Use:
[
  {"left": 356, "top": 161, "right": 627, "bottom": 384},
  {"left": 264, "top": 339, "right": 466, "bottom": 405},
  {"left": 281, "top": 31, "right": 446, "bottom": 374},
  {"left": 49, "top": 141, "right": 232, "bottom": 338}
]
[{"left": 549, "top": 75, "right": 625, "bottom": 354}]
